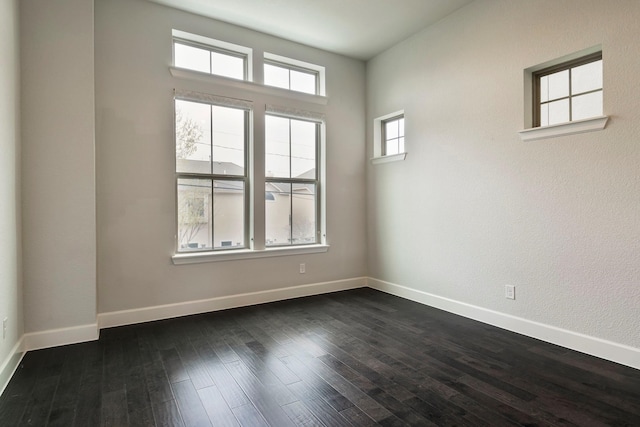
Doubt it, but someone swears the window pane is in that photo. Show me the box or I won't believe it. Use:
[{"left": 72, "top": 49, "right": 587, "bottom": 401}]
[
  {"left": 547, "top": 98, "right": 570, "bottom": 125},
  {"left": 290, "top": 70, "right": 317, "bottom": 94},
  {"left": 386, "top": 139, "right": 399, "bottom": 156},
  {"left": 211, "top": 51, "right": 244, "bottom": 80},
  {"left": 264, "top": 63, "right": 289, "bottom": 89},
  {"left": 540, "top": 75, "right": 549, "bottom": 103},
  {"left": 265, "top": 182, "right": 291, "bottom": 246},
  {"left": 399, "top": 118, "right": 405, "bottom": 137},
  {"left": 385, "top": 120, "right": 399, "bottom": 139},
  {"left": 572, "top": 90, "right": 603, "bottom": 121},
  {"left": 291, "top": 119, "right": 316, "bottom": 178},
  {"left": 292, "top": 183, "right": 316, "bottom": 244},
  {"left": 177, "top": 178, "right": 212, "bottom": 251},
  {"left": 212, "top": 106, "right": 245, "bottom": 175},
  {"left": 174, "top": 43, "right": 210, "bottom": 73},
  {"left": 572, "top": 60, "right": 602, "bottom": 95},
  {"left": 540, "top": 103, "right": 549, "bottom": 127},
  {"left": 398, "top": 137, "right": 405, "bottom": 153},
  {"left": 265, "top": 115, "right": 291, "bottom": 178},
  {"left": 213, "top": 180, "right": 244, "bottom": 249},
  {"left": 175, "top": 100, "right": 211, "bottom": 174},
  {"left": 546, "top": 69, "right": 569, "bottom": 101}
]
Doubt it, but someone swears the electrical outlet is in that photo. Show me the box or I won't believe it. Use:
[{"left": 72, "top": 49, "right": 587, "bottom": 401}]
[
  {"left": 2, "top": 317, "right": 7, "bottom": 340},
  {"left": 299, "top": 263, "right": 306, "bottom": 274},
  {"left": 505, "top": 285, "right": 515, "bottom": 300}
]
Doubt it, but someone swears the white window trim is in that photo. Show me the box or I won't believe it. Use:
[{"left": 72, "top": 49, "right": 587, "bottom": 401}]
[
  {"left": 172, "top": 29, "right": 253, "bottom": 81},
  {"left": 371, "top": 152, "right": 407, "bottom": 165},
  {"left": 371, "top": 110, "right": 406, "bottom": 164},
  {"left": 518, "top": 115, "right": 608, "bottom": 142},
  {"left": 264, "top": 52, "right": 326, "bottom": 96},
  {"left": 172, "top": 244, "right": 330, "bottom": 265},
  {"left": 169, "top": 67, "right": 328, "bottom": 106}
]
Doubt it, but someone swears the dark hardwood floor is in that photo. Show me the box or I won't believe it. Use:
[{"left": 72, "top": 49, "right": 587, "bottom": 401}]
[{"left": 1, "top": 288, "right": 639, "bottom": 426}]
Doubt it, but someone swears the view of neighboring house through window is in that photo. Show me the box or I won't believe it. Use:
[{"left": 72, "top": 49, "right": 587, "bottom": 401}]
[
  {"left": 175, "top": 98, "right": 248, "bottom": 251},
  {"left": 174, "top": 39, "right": 247, "bottom": 80},
  {"left": 383, "top": 115, "right": 405, "bottom": 156},
  {"left": 264, "top": 61, "right": 318, "bottom": 95},
  {"left": 534, "top": 52, "right": 603, "bottom": 127},
  {"left": 265, "top": 115, "right": 319, "bottom": 246}
]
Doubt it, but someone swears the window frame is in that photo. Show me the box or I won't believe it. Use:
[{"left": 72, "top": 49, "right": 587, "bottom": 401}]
[
  {"left": 174, "top": 96, "right": 251, "bottom": 253},
  {"left": 532, "top": 51, "right": 602, "bottom": 128},
  {"left": 264, "top": 113, "right": 321, "bottom": 247},
  {"left": 264, "top": 59, "right": 320, "bottom": 95},
  {"left": 381, "top": 114, "right": 405, "bottom": 156},
  {"left": 173, "top": 38, "right": 249, "bottom": 81}
]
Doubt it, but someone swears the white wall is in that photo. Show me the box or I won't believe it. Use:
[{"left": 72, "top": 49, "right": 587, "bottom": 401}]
[
  {"left": 21, "top": 0, "right": 97, "bottom": 333},
  {"left": 95, "top": 0, "right": 367, "bottom": 314},
  {"left": 367, "top": 0, "right": 640, "bottom": 351},
  {"left": 0, "top": 0, "right": 23, "bottom": 386}
]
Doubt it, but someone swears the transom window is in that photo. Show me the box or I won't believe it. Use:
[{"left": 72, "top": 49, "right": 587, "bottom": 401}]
[
  {"left": 173, "top": 39, "right": 248, "bottom": 80},
  {"left": 382, "top": 115, "right": 405, "bottom": 156},
  {"left": 175, "top": 98, "right": 249, "bottom": 252},
  {"left": 265, "top": 114, "right": 319, "bottom": 246},
  {"left": 264, "top": 61, "right": 319, "bottom": 95},
  {"left": 534, "top": 52, "right": 603, "bottom": 127}
]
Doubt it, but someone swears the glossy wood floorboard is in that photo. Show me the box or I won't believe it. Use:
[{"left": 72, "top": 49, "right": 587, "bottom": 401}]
[{"left": 1, "top": 288, "right": 639, "bottom": 426}]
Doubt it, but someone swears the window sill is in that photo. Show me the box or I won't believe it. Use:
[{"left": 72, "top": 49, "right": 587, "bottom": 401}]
[
  {"left": 172, "top": 244, "right": 330, "bottom": 265},
  {"left": 518, "top": 116, "right": 608, "bottom": 142},
  {"left": 169, "top": 67, "right": 328, "bottom": 106},
  {"left": 371, "top": 152, "right": 407, "bottom": 165}
]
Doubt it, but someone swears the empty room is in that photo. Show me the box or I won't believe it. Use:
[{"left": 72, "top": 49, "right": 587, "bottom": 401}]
[{"left": 1, "top": 0, "right": 639, "bottom": 425}]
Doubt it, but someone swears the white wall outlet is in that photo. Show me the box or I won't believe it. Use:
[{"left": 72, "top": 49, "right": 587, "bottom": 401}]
[
  {"left": 505, "top": 285, "right": 516, "bottom": 300},
  {"left": 2, "top": 317, "right": 7, "bottom": 339},
  {"left": 299, "top": 263, "right": 306, "bottom": 274}
]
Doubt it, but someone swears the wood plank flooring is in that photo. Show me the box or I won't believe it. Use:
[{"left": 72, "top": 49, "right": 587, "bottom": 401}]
[{"left": 1, "top": 288, "right": 639, "bottom": 426}]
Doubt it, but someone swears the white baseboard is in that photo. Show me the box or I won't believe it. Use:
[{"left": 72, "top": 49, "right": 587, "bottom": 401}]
[
  {"left": 99, "top": 277, "right": 367, "bottom": 329},
  {"left": 22, "top": 323, "right": 99, "bottom": 352},
  {"left": 0, "top": 337, "right": 25, "bottom": 397},
  {"left": 368, "top": 277, "right": 640, "bottom": 371}
]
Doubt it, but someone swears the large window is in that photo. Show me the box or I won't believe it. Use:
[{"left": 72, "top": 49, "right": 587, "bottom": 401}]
[
  {"left": 265, "top": 115, "right": 319, "bottom": 246},
  {"left": 172, "top": 32, "right": 328, "bottom": 261},
  {"left": 175, "top": 98, "right": 249, "bottom": 252},
  {"left": 533, "top": 52, "right": 603, "bottom": 127}
]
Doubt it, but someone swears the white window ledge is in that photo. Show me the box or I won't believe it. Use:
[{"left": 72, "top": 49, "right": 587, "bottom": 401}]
[
  {"left": 172, "top": 244, "right": 329, "bottom": 265},
  {"left": 170, "top": 67, "right": 328, "bottom": 106},
  {"left": 371, "top": 152, "right": 407, "bottom": 165},
  {"left": 518, "top": 116, "right": 608, "bottom": 142}
]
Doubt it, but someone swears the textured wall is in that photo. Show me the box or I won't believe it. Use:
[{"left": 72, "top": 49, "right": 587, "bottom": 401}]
[
  {"left": 21, "top": 0, "right": 97, "bottom": 332},
  {"left": 95, "top": 0, "right": 367, "bottom": 313},
  {"left": 0, "top": 0, "right": 22, "bottom": 366},
  {"left": 366, "top": 0, "right": 640, "bottom": 348}
]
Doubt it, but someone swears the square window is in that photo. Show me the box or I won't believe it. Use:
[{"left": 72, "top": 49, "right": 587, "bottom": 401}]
[{"left": 533, "top": 52, "right": 602, "bottom": 127}]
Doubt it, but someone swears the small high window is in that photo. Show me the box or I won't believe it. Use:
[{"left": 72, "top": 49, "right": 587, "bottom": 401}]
[
  {"left": 172, "top": 30, "right": 251, "bottom": 81},
  {"left": 263, "top": 53, "right": 325, "bottom": 96},
  {"left": 264, "top": 61, "right": 318, "bottom": 95},
  {"left": 533, "top": 52, "right": 602, "bottom": 127},
  {"left": 382, "top": 116, "right": 405, "bottom": 156}
]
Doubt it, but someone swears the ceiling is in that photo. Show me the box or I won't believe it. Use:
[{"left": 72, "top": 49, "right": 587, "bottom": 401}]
[{"left": 148, "top": 0, "right": 473, "bottom": 60}]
